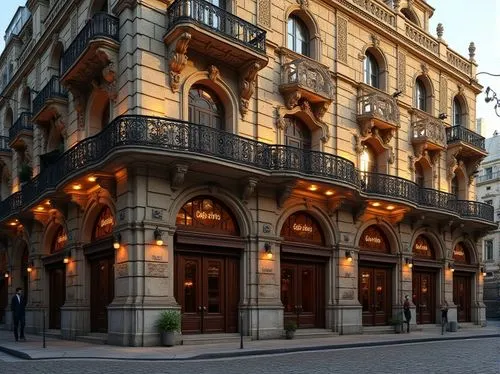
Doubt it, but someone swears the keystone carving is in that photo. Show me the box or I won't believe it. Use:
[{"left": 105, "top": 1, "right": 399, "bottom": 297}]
[
  {"left": 239, "top": 61, "right": 261, "bottom": 118},
  {"left": 168, "top": 32, "right": 191, "bottom": 93},
  {"left": 242, "top": 178, "right": 258, "bottom": 203}
]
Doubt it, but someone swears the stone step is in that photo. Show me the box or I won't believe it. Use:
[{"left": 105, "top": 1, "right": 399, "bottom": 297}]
[
  {"left": 75, "top": 333, "right": 108, "bottom": 345},
  {"left": 181, "top": 333, "right": 251, "bottom": 346},
  {"left": 43, "top": 329, "right": 63, "bottom": 339},
  {"left": 293, "top": 328, "right": 339, "bottom": 339}
]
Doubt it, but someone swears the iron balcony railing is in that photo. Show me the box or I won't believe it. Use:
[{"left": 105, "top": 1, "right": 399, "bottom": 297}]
[
  {"left": 61, "top": 12, "right": 119, "bottom": 75},
  {"left": 446, "top": 125, "right": 485, "bottom": 151},
  {"left": 9, "top": 112, "right": 33, "bottom": 143},
  {"left": 32, "top": 76, "right": 68, "bottom": 117},
  {"left": 167, "top": 0, "right": 266, "bottom": 53},
  {"left": 0, "top": 115, "right": 495, "bottom": 223},
  {"left": 0, "top": 136, "right": 11, "bottom": 153}
]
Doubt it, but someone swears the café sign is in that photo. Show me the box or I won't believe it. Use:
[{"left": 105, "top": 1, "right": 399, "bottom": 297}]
[
  {"left": 293, "top": 223, "right": 313, "bottom": 233},
  {"left": 195, "top": 210, "right": 221, "bottom": 221}
]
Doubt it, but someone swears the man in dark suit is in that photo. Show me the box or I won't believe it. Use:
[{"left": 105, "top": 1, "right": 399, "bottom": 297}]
[{"left": 11, "top": 287, "right": 26, "bottom": 341}]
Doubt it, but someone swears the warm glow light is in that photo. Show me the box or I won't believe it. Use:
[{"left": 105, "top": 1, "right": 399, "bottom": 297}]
[
  {"left": 408, "top": 263, "right": 413, "bottom": 269},
  {"left": 63, "top": 257, "right": 70, "bottom": 264},
  {"left": 45, "top": 200, "right": 51, "bottom": 205},
  {"left": 325, "top": 190, "right": 334, "bottom": 196},
  {"left": 9, "top": 221, "right": 17, "bottom": 226},
  {"left": 72, "top": 184, "right": 82, "bottom": 190},
  {"left": 266, "top": 252, "right": 273, "bottom": 260},
  {"left": 27, "top": 266, "right": 32, "bottom": 273},
  {"left": 156, "top": 238, "right": 164, "bottom": 246},
  {"left": 482, "top": 271, "right": 487, "bottom": 277},
  {"left": 308, "top": 185, "right": 318, "bottom": 191},
  {"left": 88, "top": 176, "right": 97, "bottom": 182},
  {"left": 347, "top": 256, "right": 353, "bottom": 263},
  {"left": 450, "top": 268, "right": 455, "bottom": 273},
  {"left": 4, "top": 272, "right": 8, "bottom": 278},
  {"left": 372, "top": 202, "right": 381, "bottom": 207},
  {"left": 36, "top": 206, "right": 45, "bottom": 211},
  {"left": 113, "top": 242, "right": 120, "bottom": 249},
  {"left": 386, "top": 205, "right": 395, "bottom": 210}
]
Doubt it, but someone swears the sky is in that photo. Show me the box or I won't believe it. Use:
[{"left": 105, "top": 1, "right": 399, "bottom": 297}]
[{"left": 0, "top": 0, "right": 499, "bottom": 137}]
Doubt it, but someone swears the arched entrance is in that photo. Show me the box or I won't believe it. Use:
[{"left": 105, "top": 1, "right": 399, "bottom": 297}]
[
  {"left": 358, "top": 225, "right": 394, "bottom": 326},
  {"left": 411, "top": 235, "right": 438, "bottom": 324},
  {"left": 174, "top": 197, "right": 241, "bottom": 334},
  {"left": 84, "top": 206, "right": 115, "bottom": 333},
  {"left": 452, "top": 242, "right": 473, "bottom": 322},
  {"left": 46, "top": 226, "right": 67, "bottom": 329},
  {"left": 280, "top": 212, "right": 326, "bottom": 329}
]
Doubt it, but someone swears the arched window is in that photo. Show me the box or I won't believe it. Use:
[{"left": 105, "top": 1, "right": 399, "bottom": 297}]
[
  {"left": 415, "top": 79, "right": 427, "bottom": 112},
  {"left": 284, "top": 117, "right": 311, "bottom": 150},
  {"left": 453, "top": 97, "right": 463, "bottom": 126},
  {"left": 287, "top": 15, "right": 309, "bottom": 56},
  {"left": 451, "top": 176, "right": 459, "bottom": 198},
  {"left": 364, "top": 52, "right": 380, "bottom": 88},
  {"left": 360, "top": 145, "right": 377, "bottom": 174},
  {"left": 188, "top": 86, "right": 224, "bottom": 130}
]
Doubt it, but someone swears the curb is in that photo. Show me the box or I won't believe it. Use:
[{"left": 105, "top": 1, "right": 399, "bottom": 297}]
[{"left": 0, "top": 334, "right": 499, "bottom": 361}]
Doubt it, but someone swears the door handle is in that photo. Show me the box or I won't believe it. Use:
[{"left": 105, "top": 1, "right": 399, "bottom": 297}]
[{"left": 203, "top": 306, "right": 207, "bottom": 311}]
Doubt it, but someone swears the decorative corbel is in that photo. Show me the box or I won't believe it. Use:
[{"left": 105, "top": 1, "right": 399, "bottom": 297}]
[
  {"left": 97, "top": 176, "right": 117, "bottom": 199},
  {"left": 353, "top": 133, "right": 364, "bottom": 155},
  {"left": 297, "top": 0, "right": 309, "bottom": 10},
  {"left": 239, "top": 61, "right": 261, "bottom": 118},
  {"left": 284, "top": 91, "right": 302, "bottom": 110},
  {"left": 168, "top": 32, "right": 191, "bottom": 93},
  {"left": 446, "top": 147, "right": 462, "bottom": 180},
  {"left": 370, "top": 34, "right": 380, "bottom": 48},
  {"left": 352, "top": 203, "right": 367, "bottom": 223},
  {"left": 411, "top": 214, "right": 426, "bottom": 230},
  {"left": 276, "top": 183, "right": 295, "bottom": 208},
  {"left": 68, "top": 193, "right": 89, "bottom": 213},
  {"left": 466, "top": 158, "right": 482, "bottom": 186},
  {"left": 170, "top": 164, "right": 189, "bottom": 191},
  {"left": 241, "top": 177, "right": 258, "bottom": 204},
  {"left": 208, "top": 65, "right": 220, "bottom": 82},
  {"left": 327, "top": 198, "right": 343, "bottom": 217}
]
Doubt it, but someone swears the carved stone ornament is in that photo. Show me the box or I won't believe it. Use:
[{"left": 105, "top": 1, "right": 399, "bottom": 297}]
[
  {"left": 436, "top": 23, "right": 444, "bottom": 39},
  {"left": 297, "top": 0, "right": 309, "bottom": 10},
  {"left": 208, "top": 65, "right": 220, "bottom": 82},
  {"left": 242, "top": 177, "right": 258, "bottom": 203},
  {"left": 276, "top": 183, "right": 294, "bottom": 208},
  {"left": 446, "top": 146, "right": 462, "bottom": 180},
  {"left": 469, "top": 42, "right": 476, "bottom": 62},
  {"left": 277, "top": 104, "right": 330, "bottom": 143},
  {"left": 152, "top": 209, "right": 163, "bottom": 220},
  {"left": 168, "top": 32, "right": 192, "bottom": 93},
  {"left": 421, "top": 63, "right": 429, "bottom": 75},
  {"left": 170, "top": 163, "right": 189, "bottom": 191},
  {"left": 262, "top": 224, "right": 271, "bottom": 233},
  {"left": 97, "top": 176, "right": 117, "bottom": 198},
  {"left": 370, "top": 34, "right": 380, "bottom": 48},
  {"left": 239, "top": 61, "right": 261, "bottom": 118}
]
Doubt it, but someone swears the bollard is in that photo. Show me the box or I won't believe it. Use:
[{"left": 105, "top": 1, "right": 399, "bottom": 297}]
[{"left": 43, "top": 310, "right": 46, "bottom": 348}]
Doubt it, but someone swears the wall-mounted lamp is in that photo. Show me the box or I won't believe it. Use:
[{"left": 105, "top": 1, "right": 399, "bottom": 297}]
[
  {"left": 448, "top": 262, "right": 455, "bottom": 272},
  {"left": 264, "top": 242, "right": 273, "bottom": 259},
  {"left": 4, "top": 270, "right": 9, "bottom": 278},
  {"left": 27, "top": 262, "right": 34, "bottom": 273},
  {"left": 438, "top": 113, "right": 448, "bottom": 120},
  {"left": 392, "top": 90, "right": 403, "bottom": 98},
  {"left": 63, "top": 250, "right": 71, "bottom": 264},
  {"left": 481, "top": 267, "right": 487, "bottom": 277},
  {"left": 154, "top": 227, "right": 163, "bottom": 246},
  {"left": 405, "top": 257, "right": 413, "bottom": 269},
  {"left": 345, "top": 250, "right": 353, "bottom": 262},
  {"left": 113, "top": 233, "right": 121, "bottom": 249}
]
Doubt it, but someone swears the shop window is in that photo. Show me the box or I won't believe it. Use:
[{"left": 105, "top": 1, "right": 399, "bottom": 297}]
[{"left": 92, "top": 206, "right": 115, "bottom": 241}]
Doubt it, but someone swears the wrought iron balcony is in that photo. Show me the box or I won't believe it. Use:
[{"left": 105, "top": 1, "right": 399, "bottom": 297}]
[
  {"left": 0, "top": 136, "right": 11, "bottom": 156},
  {"left": 165, "top": 0, "right": 267, "bottom": 69},
  {"left": 32, "top": 76, "right": 68, "bottom": 123},
  {"left": 411, "top": 110, "right": 446, "bottom": 152},
  {"left": 60, "top": 12, "right": 119, "bottom": 85},
  {"left": 357, "top": 84, "right": 399, "bottom": 139},
  {"left": 362, "top": 172, "right": 419, "bottom": 204},
  {"left": 0, "top": 115, "right": 495, "bottom": 225},
  {"left": 9, "top": 112, "right": 33, "bottom": 149},
  {"left": 446, "top": 125, "right": 486, "bottom": 157}
]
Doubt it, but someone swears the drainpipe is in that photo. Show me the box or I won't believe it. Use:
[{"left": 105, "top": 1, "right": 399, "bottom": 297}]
[{"left": 255, "top": 189, "right": 260, "bottom": 340}]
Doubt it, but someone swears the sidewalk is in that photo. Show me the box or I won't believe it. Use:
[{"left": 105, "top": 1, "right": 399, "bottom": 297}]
[{"left": 0, "top": 325, "right": 499, "bottom": 361}]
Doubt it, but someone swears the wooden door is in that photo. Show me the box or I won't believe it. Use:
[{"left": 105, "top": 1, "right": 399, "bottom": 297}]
[
  {"left": 0, "top": 278, "right": 7, "bottom": 323},
  {"left": 453, "top": 274, "right": 471, "bottom": 322},
  {"left": 175, "top": 254, "right": 239, "bottom": 334},
  {"left": 90, "top": 256, "right": 115, "bottom": 332},
  {"left": 412, "top": 271, "right": 435, "bottom": 324},
  {"left": 359, "top": 266, "right": 392, "bottom": 326},
  {"left": 281, "top": 262, "right": 325, "bottom": 329},
  {"left": 49, "top": 266, "right": 66, "bottom": 329}
]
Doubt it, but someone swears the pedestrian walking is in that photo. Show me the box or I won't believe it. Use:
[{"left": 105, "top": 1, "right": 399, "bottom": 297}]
[
  {"left": 403, "top": 295, "right": 411, "bottom": 333},
  {"left": 441, "top": 301, "right": 449, "bottom": 335},
  {"left": 11, "top": 287, "right": 26, "bottom": 342}
]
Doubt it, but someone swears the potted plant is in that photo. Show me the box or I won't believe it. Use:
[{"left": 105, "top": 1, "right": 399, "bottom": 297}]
[
  {"left": 389, "top": 316, "right": 404, "bottom": 334},
  {"left": 18, "top": 163, "right": 32, "bottom": 184},
  {"left": 284, "top": 320, "right": 297, "bottom": 339},
  {"left": 157, "top": 310, "right": 181, "bottom": 346}
]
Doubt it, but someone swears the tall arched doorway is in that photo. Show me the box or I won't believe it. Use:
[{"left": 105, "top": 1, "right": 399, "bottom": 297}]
[
  {"left": 412, "top": 235, "right": 438, "bottom": 324},
  {"left": 358, "top": 225, "right": 394, "bottom": 326},
  {"left": 280, "top": 212, "right": 326, "bottom": 329},
  {"left": 85, "top": 206, "right": 115, "bottom": 333},
  {"left": 45, "top": 226, "right": 67, "bottom": 330},
  {"left": 452, "top": 242, "right": 474, "bottom": 322},
  {"left": 174, "top": 197, "right": 241, "bottom": 334}
]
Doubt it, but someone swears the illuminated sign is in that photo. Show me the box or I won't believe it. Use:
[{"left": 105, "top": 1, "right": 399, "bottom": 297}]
[
  {"left": 292, "top": 223, "right": 313, "bottom": 233},
  {"left": 195, "top": 210, "right": 221, "bottom": 220}
]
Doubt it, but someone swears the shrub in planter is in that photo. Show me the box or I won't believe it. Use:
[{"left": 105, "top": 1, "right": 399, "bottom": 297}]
[
  {"left": 157, "top": 310, "right": 181, "bottom": 346},
  {"left": 284, "top": 320, "right": 297, "bottom": 339}
]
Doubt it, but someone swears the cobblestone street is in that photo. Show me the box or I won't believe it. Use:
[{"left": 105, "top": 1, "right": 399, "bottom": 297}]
[{"left": 0, "top": 337, "right": 498, "bottom": 373}]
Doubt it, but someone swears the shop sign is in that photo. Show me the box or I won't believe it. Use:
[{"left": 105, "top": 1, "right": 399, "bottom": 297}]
[
  {"left": 292, "top": 223, "right": 313, "bottom": 233},
  {"left": 195, "top": 210, "right": 221, "bottom": 221}
]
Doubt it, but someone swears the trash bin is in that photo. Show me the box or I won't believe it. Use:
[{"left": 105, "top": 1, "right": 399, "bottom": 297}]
[{"left": 447, "top": 321, "right": 457, "bottom": 332}]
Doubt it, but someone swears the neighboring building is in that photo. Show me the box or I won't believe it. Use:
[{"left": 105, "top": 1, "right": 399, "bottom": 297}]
[
  {"left": 0, "top": 0, "right": 496, "bottom": 346},
  {"left": 476, "top": 118, "right": 496, "bottom": 139},
  {"left": 476, "top": 132, "right": 500, "bottom": 318}
]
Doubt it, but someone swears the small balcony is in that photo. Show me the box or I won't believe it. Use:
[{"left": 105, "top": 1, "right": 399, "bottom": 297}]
[
  {"left": 60, "top": 12, "right": 119, "bottom": 88},
  {"left": 9, "top": 112, "right": 33, "bottom": 149},
  {"left": 357, "top": 84, "right": 399, "bottom": 139},
  {"left": 411, "top": 110, "right": 446, "bottom": 154},
  {"left": 0, "top": 136, "right": 11, "bottom": 157},
  {"left": 32, "top": 76, "right": 68, "bottom": 124},
  {"left": 164, "top": 0, "right": 268, "bottom": 70},
  {"left": 279, "top": 58, "right": 334, "bottom": 119},
  {"left": 446, "top": 125, "right": 487, "bottom": 159}
]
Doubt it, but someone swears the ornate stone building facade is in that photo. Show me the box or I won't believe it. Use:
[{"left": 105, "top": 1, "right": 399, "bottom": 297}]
[{"left": 0, "top": 0, "right": 495, "bottom": 345}]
